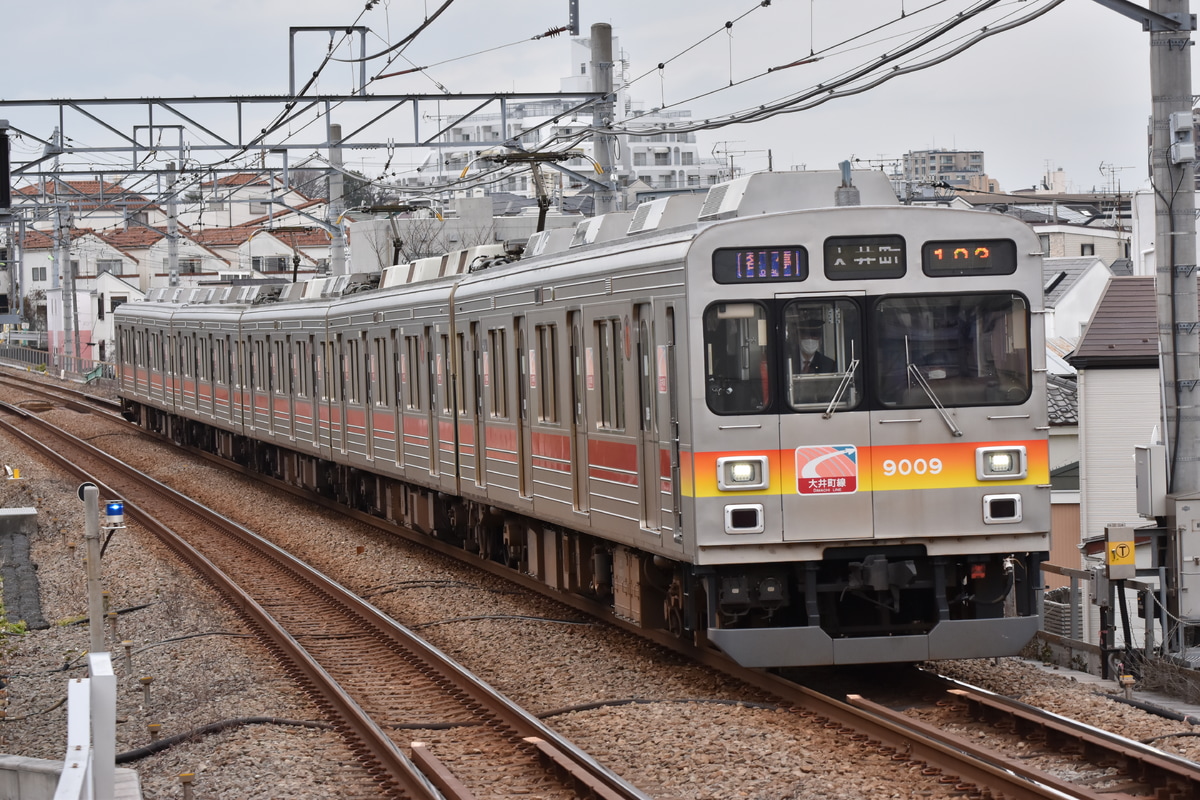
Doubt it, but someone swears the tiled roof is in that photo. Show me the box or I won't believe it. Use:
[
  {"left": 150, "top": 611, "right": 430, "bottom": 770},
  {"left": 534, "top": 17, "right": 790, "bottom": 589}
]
[
  {"left": 208, "top": 173, "right": 275, "bottom": 188},
  {"left": 1046, "top": 373, "right": 1078, "bottom": 426},
  {"left": 14, "top": 180, "right": 156, "bottom": 211},
  {"left": 1043, "top": 257, "right": 1104, "bottom": 307},
  {"left": 1069, "top": 276, "right": 1158, "bottom": 368},
  {"left": 13, "top": 229, "right": 58, "bottom": 250},
  {"left": 189, "top": 226, "right": 258, "bottom": 247},
  {"left": 1110, "top": 258, "right": 1134, "bottom": 277},
  {"left": 99, "top": 227, "right": 167, "bottom": 249},
  {"left": 1046, "top": 336, "right": 1078, "bottom": 362}
]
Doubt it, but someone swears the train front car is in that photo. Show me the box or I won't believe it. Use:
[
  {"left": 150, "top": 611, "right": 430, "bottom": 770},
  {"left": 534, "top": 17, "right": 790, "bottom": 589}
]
[{"left": 685, "top": 174, "right": 1049, "bottom": 667}]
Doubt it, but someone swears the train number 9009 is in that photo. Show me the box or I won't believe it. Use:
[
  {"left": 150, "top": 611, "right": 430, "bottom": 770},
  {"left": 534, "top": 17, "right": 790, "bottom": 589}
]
[{"left": 881, "top": 458, "right": 942, "bottom": 476}]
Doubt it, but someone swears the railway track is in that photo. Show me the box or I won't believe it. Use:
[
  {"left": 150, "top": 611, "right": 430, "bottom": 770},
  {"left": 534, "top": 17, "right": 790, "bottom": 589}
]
[
  {"left": 6, "top": 370, "right": 1199, "bottom": 799},
  {"left": 0, "top": 398, "right": 652, "bottom": 800},
  {"left": 0, "top": 372, "right": 123, "bottom": 418}
]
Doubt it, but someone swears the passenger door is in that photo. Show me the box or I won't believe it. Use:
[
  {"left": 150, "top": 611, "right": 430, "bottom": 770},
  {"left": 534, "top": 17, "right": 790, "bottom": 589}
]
[{"left": 776, "top": 295, "right": 873, "bottom": 542}]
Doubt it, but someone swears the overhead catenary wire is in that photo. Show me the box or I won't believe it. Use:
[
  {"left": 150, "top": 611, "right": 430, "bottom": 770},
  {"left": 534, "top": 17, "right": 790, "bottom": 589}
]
[
  {"left": 9, "top": 1, "right": 1069, "bottom": 205},
  {"left": 597, "top": 0, "right": 1055, "bottom": 138}
]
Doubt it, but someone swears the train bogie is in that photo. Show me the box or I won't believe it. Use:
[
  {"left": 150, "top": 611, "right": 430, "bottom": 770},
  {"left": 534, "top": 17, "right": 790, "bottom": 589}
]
[{"left": 116, "top": 170, "right": 1051, "bottom": 668}]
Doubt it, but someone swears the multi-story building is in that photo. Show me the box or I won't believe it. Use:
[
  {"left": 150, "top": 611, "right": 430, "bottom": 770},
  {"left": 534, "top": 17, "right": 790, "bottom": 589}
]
[
  {"left": 396, "top": 36, "right": 726, "bottom": 207},
  {"left": 901, "top": 148, "right": 994, "bottom": 192}
]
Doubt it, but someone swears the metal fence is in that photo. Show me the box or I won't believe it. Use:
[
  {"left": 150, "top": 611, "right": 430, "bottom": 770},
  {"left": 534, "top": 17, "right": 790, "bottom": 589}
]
[{"left": 0, "top": 345, "right": 115, "bottom": 385}]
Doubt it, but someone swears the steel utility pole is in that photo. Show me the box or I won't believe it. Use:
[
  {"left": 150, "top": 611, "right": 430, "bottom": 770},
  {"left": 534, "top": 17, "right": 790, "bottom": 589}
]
[
  {"left": 1152, "top": 0, "right": 1199, "bottom": 496},
  {"left": 591, "top": 23, "right": 619, "bottom": 215},
  {"left": 166, "top": 161, "right": 180, "bottom": 288},
  {"left": 1095, "top": 0, "right": 1199, "bottom": 492},
  {"left": 329, "top": 123, "right": 347, "bottom": 276},
  {"left": 1093, "top": 0, "right": 1198, "bottom": 639}
]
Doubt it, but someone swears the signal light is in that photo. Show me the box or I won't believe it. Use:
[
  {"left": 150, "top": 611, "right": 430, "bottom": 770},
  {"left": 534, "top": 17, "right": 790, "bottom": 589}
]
[
  {"left": 105, "top": 500, "right": 125, "bottom": 527},
  {"left": 970, "top": 564, "right": 986, "bottom": 580}
]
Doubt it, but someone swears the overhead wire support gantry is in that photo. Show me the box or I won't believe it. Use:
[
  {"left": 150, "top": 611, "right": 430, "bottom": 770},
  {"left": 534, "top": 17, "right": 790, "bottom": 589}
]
[{"left": 0, "top": 91, "right": 606, "bottom": 174}]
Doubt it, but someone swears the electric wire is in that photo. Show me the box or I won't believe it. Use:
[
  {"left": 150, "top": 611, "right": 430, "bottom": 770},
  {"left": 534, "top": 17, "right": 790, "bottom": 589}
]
[
  {"left": 599, "top": 0, "right": 1060, "bottom": 137},
  {"left": 6, "top": 0, "right": 1071, "bottom": 209}
]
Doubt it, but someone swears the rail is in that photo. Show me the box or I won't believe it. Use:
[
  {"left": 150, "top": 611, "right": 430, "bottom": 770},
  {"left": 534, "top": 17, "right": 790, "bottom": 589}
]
[{"left": 2, "top": 402, "right": 651, "bottom": 799}]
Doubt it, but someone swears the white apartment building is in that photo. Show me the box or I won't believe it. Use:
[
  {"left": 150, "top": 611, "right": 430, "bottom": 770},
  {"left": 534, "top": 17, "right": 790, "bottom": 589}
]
[{"left": 397, "top": 36, "right": 726, "bottom": 207}]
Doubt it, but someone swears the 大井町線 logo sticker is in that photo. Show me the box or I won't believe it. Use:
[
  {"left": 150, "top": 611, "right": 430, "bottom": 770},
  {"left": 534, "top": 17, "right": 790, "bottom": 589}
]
[{"left": 796, "top": 445, "right": 858, "bottom": 495}]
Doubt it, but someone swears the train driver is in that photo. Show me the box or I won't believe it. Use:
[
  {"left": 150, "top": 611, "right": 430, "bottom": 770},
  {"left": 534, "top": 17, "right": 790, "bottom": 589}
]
[{"left": 796, "top": 319, "right": 837, "bottom": 374}]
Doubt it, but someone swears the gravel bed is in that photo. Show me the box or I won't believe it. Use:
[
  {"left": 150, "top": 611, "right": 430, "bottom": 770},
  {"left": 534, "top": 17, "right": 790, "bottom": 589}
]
[{"left": 1, "top": 386, "right": 1198, "bottom": 798}]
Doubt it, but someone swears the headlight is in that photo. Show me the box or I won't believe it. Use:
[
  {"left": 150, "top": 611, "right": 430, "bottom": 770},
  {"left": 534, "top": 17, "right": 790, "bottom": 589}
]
[
  {"left": 976, "top": 446, "right": 1027, "bottom": 480},
  {"left": 717, "top": 456, "right": 769, "bottom": 491}
]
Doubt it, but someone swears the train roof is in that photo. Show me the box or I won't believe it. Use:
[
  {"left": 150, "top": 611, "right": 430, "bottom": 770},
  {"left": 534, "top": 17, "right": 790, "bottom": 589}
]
[{"left": 116, "top": 169, "right": 919, "bottom": 317}]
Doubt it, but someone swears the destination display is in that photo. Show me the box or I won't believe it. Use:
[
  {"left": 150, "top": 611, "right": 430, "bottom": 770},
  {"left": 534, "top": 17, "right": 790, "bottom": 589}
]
[
  {"left": 922, "top": 238, "right": 1017, "bottom": 276},
  {"left": 823, "top": 235, "right": 906, "bottom": 279},
  {"left": 712, "top": 247, "right": 808, "bottom": 283}
]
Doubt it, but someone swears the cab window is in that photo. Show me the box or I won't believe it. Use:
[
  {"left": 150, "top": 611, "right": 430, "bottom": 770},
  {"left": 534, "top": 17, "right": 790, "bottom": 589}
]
[
  {"left": 703, "top": 302, "right": 770, "bottom": 415},
  {"left": 874, "top": 293, "right": 1030, "bottom": 408}
]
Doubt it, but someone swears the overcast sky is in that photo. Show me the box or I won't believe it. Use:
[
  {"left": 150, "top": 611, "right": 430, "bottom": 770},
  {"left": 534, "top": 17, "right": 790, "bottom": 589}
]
[{"left": 1, "top": 0, "right": 1184, "bottom": 195}]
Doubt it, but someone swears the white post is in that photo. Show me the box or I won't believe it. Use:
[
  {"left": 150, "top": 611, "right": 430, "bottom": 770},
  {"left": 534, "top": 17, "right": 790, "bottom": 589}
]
[
  {"left": 89, "top": 652, "right": 116, "bottom": 800},
  {"left": 52, "top": 678, "right": 90, "bottom": 800},
  {"left": 83, "top": 484, "right": 105, "bottom": 655}
]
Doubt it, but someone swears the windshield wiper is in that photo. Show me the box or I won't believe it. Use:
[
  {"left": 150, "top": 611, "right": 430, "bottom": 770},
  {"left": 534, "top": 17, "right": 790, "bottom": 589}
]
[
  {"left": 905, "top": 362, "right": 963, "bottom": 437},
  {"left": 822, "top": 358, "right": 860, "bottom": 419}
]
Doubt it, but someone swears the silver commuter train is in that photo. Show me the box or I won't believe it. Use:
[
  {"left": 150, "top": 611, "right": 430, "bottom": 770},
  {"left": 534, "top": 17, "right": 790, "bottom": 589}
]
[{"left": 115, "top": 170, "right": 1050, "bottom": 668}]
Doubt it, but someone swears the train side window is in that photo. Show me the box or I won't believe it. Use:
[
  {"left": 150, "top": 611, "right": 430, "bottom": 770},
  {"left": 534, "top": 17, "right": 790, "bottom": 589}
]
[
  {"left": 570, "top": 318, "right": 585, "bottom": 426},
  {"left": 255, "top": 340, "right": 266, "bottom": 392},
  {"left": 873, "top": 292, "right": 1031, "bottom": 408},
  {"left": 285, "top": 339, "right": 295, "bottom": 396},
  {"left": 274, "top": 339, "right": 287, "bottom": 394},
  {"left": 488, "top": 328, "right": 508, "bottom": 418},
  {"left": 392, "top": 333, "right": 403, "bottom": 406},
  {"left": 536, "top": 323, "right": 559, "bottom": 424},
  {"left": 781, "top": 300, "right": 863, "bottom": 412},
  {"left": 703, "top": 302, "right": 771, "bottom": 415},
  {"left": 455, "top": 332, "right": 469, "bottom": 415},
  {"left": 439, "top": 334, "right": 452, "bottom": 414},
  {"left": 373, "top": 337, "right": 387, "bottom": 407},
  {"left": 404, "top": 336, "right": 421, "bottom": 410},
  {"left": 345, "top": 337, "right": 357, "bottom": 403},
  {"left": 295, "top": 340, "right": 308, "bottom": 398},
  {"left": 320, "top": 340, "right": 332, "bottom": 401},
  {"left": 594, "top": 318, "right": 625, "bottom": 430},
  {"left": 470, "top": 324, "right": 484, "bottom": 417}
]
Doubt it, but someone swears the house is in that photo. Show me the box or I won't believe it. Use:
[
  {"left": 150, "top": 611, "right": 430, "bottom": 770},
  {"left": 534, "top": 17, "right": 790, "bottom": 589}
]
[
  {"left": 950, "top": 189, "right": 1133, "bottom": 269},
  {"left": 1045, "top": 372, "right": 1080, "bottom": 590},
  {"left": 177, "top": 172, "right": 318, "bottom": 228},
  {"left": 44, "top": 272, "right": 144, "bottom": 367},
  {"left": 189, "top": 225, "right": 325, "bottom": 281},
  {"left": 1068, "top": 277, "right": 1161, "bottom": 543},
  {"left": 11, "top": 180, "right": 166, "bottom": 233},
  {"left": 1043, "top": 256, "right": 1114, "bottom": 340},
  {"left": 395, "top": 36, "right": 726, "bottom": 205}
]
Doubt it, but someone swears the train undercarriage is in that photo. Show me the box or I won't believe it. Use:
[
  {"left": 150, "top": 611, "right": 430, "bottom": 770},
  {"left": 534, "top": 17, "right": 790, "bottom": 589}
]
[{"left": 126, "top": 400, "right": 1043, "bottom": 667}]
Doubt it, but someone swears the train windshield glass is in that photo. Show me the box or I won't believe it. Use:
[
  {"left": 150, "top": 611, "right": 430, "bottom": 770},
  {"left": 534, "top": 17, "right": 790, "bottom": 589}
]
[
  {"left": 703, "top": 292, "right": 1030, "bottom": 415},
  {"left": 781, "top": 300, "right": 863, "bottom": 412},
  {"left": 874, "top": 292, "right": 1030, "bottom": 408},
  {"left": 703, "top": 302, "right": 772, "bottom": 415}
]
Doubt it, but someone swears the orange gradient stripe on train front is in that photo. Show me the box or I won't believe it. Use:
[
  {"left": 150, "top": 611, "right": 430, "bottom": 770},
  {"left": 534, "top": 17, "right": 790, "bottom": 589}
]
[{"left": 688, "top": 439, "right": 1049, "bottom": 497}]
